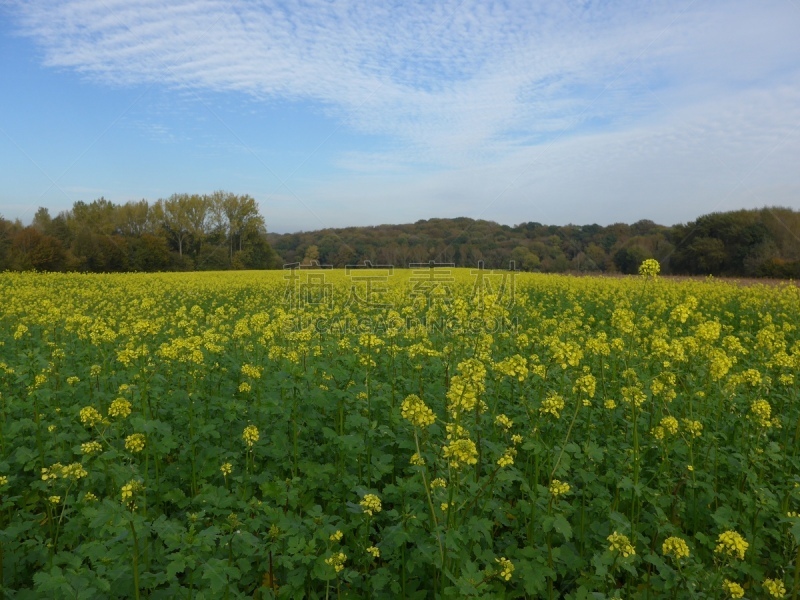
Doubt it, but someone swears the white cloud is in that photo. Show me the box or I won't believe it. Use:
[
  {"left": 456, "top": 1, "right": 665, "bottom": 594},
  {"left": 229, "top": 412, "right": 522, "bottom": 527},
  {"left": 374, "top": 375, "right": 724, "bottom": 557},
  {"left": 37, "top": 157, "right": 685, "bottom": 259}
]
[{"left": 5, "top": 0, "right": 800, "bottom": 229}]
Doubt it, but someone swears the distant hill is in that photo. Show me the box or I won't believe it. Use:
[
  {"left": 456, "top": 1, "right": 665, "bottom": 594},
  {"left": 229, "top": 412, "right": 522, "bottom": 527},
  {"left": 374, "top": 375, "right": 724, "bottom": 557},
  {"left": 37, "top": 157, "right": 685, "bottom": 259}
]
[
  {"left": 3, "top": 200, "right": 799, "bottom": 276},
  {"left": 268, "top": 207, "right": 800, "bottom": 277}
]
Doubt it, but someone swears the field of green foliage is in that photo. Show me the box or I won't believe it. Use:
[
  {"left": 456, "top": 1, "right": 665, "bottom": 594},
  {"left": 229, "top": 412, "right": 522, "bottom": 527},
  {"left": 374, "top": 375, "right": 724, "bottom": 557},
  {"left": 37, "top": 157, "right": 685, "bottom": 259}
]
[{"left": 1, "top": 264, "right": 799, "bottom": 598}]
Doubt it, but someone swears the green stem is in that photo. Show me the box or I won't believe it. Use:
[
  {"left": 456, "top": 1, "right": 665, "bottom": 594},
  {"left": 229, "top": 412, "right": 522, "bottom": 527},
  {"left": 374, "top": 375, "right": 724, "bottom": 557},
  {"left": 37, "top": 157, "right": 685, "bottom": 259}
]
[{"left": 130, "top": 519, "right": 141, "bottom": 600}]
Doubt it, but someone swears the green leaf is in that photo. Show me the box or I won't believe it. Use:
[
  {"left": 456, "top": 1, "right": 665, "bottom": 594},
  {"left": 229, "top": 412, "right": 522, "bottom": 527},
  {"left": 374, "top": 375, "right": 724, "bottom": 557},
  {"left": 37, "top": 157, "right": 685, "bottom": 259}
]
[{"left": 553, "top": 514, "right": 573, "bottom": 540}]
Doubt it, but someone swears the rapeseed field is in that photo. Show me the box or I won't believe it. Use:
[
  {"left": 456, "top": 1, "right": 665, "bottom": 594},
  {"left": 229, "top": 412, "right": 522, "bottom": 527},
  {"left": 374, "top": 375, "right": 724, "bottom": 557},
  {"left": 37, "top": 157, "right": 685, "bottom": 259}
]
[{"left": 0, "top": 263, "right": 798, "bottom": 598}]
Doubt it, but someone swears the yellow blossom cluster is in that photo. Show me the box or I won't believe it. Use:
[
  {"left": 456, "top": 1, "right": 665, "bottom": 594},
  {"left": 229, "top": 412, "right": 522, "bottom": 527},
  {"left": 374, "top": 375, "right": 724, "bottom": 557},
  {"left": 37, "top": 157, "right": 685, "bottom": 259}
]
[
  {"left": 79, "top": 406, "right": 103, "bottom": 427},
  {"left": 549, "top": 479, "right": 571, "bottom": 498},
  {"left": 446, "top": 358, "right": 486, "bottom": 415},
  {"left": 682, "top": 419, "right": 703, "bottom": 437},
  {"left": 497, "top": 447, "right": 516, "bottom": 468},
  {"left": 125, "top": 433, "right": 146, "bottom": 453},
  {"left": 121, "top": 480, "right": 143, "bottom": 509},
  {"left": 400, "top": 394, "right": 436, "bottom": 428},
  {"left": 240, "top": 363, "right": 263, "bottom": 379},
  {"left": 494, "top": 354, "right": 528, "bottom": 381},
  {"left": 360, "top": 493, "right": 382, "bottom": 516},
  {"left": 660, "top": 416, "right": 679, "bottom": 435},
  {"left": 325, "top": 552, "right": 347, "bottom": 573},
  {"left": 242, "top": 425, "right": 260, "bottom": 447},
  {"left": 722, "top": 579, "right": 744, "bottom": 598},
  {"left": 573, "top": 372, "right": 596, "bottom": 398},
  {"left": 638, "top": 258, "right": 660, "bottom": 277},
  {"left": 443, "top": 438, "right": 479, "bottom": 469},
  {"left": 81, "top": 441, "right": 103, "bottom": 455},
  {"left": 495, "top": 557, "right": 514, "bottom": 581},
  {"left": 430, "top": 478, "right": 447, "bottom": 490},
  {"left": 539, "top": 393, "right": 565, "bottom": 418},
  {"left": 495, "top": 413, "right": 513, "bottom": 430},
  {"left": 763, "top": 578, "right": 786, "bottom": 598},
  {"left": 749, "top": 399, "right": 774, "bottom": 428},
  {"left": 42, "top": 462, "right": 88, "bottom": 481},
  {"left": 662, "top": 536, "right": 690, "bottom": 560},
  {"left": 607, "top": 532, "right": 635, "bottom": 557},
  {"left": 715, "top": 530, "right": 748, "bottom": 560},
  {"left": 108, "top": 398, "right": 132, "bottom": 419}
]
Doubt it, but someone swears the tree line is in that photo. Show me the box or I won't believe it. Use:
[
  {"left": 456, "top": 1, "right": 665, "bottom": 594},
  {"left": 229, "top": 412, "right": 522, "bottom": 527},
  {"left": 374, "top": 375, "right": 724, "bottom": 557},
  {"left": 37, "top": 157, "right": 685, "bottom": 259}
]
[
  {"left": 268, "top": 206, "right": 800, "bottom": 277},
  {"left": 0, "top": 192, "right": 280, "bottom": 272},
  {"left": 2, "top": 201, "right": 799, "bottom": 277}
]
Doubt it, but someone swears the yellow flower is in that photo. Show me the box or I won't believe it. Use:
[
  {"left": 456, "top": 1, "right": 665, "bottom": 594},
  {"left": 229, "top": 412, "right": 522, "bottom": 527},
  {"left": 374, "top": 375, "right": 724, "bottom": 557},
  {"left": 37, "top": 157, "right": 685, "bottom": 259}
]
[
  {"left": 0, "top": 475, "right": 8, "bottom": 486},
  {"left": 749, "top": 399, "right": 773, "bottom": 428},
  {"left": 764, "top": 578, "right": 786, "bottom": 598},
  {"left": 79, "top": 406, "right": 103, "bottom": 427},
  {"left": 238, "top": 382, "right": 252, "bottom": 393},
  {"left": 108, "top": 398, "right": 132, "bottom": 418},
  {"left": 81, "top": 441, "right": 103, "bottom": 455},
  {"left": 41, "top": 463, "right": 63, "bottom": 482},
  {"left": 539, "top": 393, "right": 565, "bottom": 418},
  {"left": 329, "top": 530, "right": 343, "bottom": 542},
  {"left": 48, "top": 495, "right": 61, "bottom": 505},
  {"left": 121, "top": 480, "right": 143, "bottom": 508},
  {"left": 125, "top": 433, "right": 146, "bottom": 453},
  {"left": 660, "top": 416, "right": 679, "bottom": 435},
  {"left": 495, "top": 557, "right": 514, "bottom": 581},
  {"left": 639, "top": 259, "right": 660, "bottom": 277},
  {"left": 430, "top": 478, "right": 447, "bottom": 490},
  {"left": 366, "top": 545, "right": 380, "bottom": 558},
  {"left": 511, "top": 434, "right": 523, "bottom": 445},
  {"left": 682, "top": 419, "right": 703, "bottom": 437},
  {"left": 662, "top": 536, "right": 690, "bottom": 560},
  {"left": 83, "top": 492, "right": 98, "bottom": 502},
  {"left": 495, "top": 413, "right": 513, "bottom": 430},
  {"left": 360, "top": 493, "right": 382, "bottom": 516},
  {"left": 497, "top": 447, "right": 516, "bottom": 468},
  {"left": 715, "top": 530, "right": 748, "bottom": 560},
  {"left": 549, "top": 479, "right": 571, "bottom": 498},
  {"left": 440, "top": 502, "right": 449, "bottom": 511},
  {"left": 722, "top": 579, "right": 744, "bottom": 598},
  {"left": 607, "top": 532, "right": 635, "bottom": 557},
  {"left": 220, "top": 462, "right": 232, "bottom": 476},
  {"left": 325, "top": 551, "right": 347, "bottom": 573},
  {"left": 61, "top": 463, "right": 88, "bottom": 480},
  {"left": 443, "top": 438, "right": 478, "bottom": 469},
  {"left": 410, "top": 453, "right": 426, "bottom": 466},
  {"left": 66, "top": 376, "right": 80, "bottom": 385},
  {"left": 400, "top": 394, "right": 436, "bottom": 428},
  {"left": 241, "top": 364, "right": 263, "bottom": 379},
  {"left": 604, "top": 399, "right": 617, "bottom": 410},
  {"left": 494, "top": 354, "right": 528, "bottom": 381},
  {"left": 242, "top": 425, "right": 259, "bottom": 447},
  {"left": 573, "top": 373, "right": 597, "bottom": 398}
]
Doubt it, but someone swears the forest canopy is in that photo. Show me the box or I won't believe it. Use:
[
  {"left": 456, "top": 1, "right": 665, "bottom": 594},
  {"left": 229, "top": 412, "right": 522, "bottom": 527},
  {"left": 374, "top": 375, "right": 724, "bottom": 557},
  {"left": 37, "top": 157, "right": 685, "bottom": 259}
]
[
  {"left": 2, "top": 200, "right": 799, "bottom": 278},
  {"left": 0, "top": 192, "right": 280, "bottom": 273}
]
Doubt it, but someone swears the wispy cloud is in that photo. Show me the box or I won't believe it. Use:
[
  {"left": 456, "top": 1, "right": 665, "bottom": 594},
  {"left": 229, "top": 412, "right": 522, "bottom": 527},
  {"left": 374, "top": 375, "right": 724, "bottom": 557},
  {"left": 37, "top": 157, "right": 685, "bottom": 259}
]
[{"left": 5, "top": 0, "right": 800, "bottom": 229}]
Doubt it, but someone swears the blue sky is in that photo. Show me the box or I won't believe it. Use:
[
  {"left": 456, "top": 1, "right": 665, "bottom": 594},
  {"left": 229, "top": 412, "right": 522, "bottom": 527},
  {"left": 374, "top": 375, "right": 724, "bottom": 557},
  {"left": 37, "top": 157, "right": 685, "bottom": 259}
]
[{"left": 1, "top": 0, "right": 799, "bottom": 233}]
